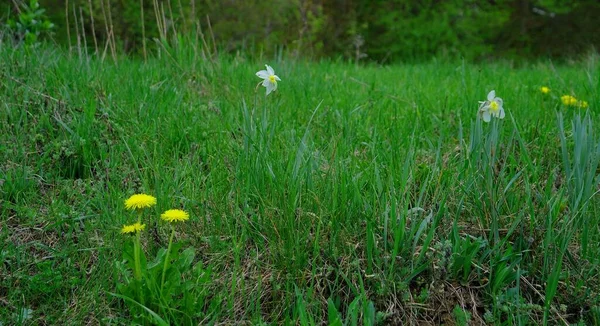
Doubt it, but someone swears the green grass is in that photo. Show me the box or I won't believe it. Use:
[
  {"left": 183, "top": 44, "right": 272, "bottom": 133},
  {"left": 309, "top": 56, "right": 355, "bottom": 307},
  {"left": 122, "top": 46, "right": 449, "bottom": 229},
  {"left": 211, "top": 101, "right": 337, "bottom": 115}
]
[{"left": 1, "top": 44, "right": 600, "bottom": 325}]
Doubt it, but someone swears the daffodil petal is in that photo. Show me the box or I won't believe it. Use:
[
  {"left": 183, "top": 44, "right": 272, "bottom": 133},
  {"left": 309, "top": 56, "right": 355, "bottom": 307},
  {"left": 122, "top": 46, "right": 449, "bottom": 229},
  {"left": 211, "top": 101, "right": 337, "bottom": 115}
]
[
  {"left": 266, "top": 65, "right": 274, "bottom": 76},
  {"left": 265, "top": 82, "right": 275, "bottom": 95},
  {"left": 487, "top": 90, "right": 495, "bottom": 101},
  {"left": 498, "top": 108, "right": 505, "bottom": 119},
  {"left": 482, "top": 110, "right": 491, "bottom": 122},
  {"left": 274, "top": 75, "right": 281, "bottom": 81},
  {"left": 256, "top": 70, "right": 269, "bottom": 79}
]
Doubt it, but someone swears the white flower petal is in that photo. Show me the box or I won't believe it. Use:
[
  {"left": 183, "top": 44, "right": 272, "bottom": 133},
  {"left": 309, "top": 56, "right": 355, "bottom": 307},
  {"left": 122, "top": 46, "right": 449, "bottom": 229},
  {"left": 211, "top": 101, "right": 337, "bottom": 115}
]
[
  {"left": 482, "top": 110, "right": 491, "bottom": 122},
  {"left": 262, "top": 79, "right": 270, "bottom": 87},
  {"left": 256, "top": 70, "right": 269, "bottom": 79},
  {"left": 274, "top": 75, "right": 281, "bottom": 81},
  {"left": 498, "top": 108, "right": 505, "bottom": 119},
  {"left": 495, "top": 97, "right": 503, "bottom": 107},
  {"left": 265, "top": 82, "right": 275, "bottom": 95},
  {"left": 487, "top": 90, "right": 496, "bottom": 101},
  {"left": 266, "top": 65, "right": 274, "bottom": 76}
]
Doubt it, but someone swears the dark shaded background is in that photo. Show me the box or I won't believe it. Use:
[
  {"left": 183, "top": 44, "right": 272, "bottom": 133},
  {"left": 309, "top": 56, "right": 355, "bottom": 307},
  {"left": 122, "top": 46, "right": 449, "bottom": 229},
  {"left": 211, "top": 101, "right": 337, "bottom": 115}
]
[{"left": 3, "top": 0, "right": 600, "bottom": 62}]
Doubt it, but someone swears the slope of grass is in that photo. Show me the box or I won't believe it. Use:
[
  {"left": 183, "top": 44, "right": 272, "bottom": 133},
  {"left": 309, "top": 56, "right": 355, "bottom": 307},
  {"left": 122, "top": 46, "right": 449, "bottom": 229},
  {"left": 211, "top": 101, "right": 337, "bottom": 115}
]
[{"left": 1, "top": 46, "right": 599, "bottom": 325}]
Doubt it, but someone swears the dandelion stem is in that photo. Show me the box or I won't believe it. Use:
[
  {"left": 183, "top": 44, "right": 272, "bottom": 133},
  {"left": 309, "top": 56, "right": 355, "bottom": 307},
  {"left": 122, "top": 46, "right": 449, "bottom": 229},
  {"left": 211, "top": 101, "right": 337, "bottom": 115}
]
[
  {"left": 133, "top": 231, "right": 145, "bottom": 306},
  {"left": 160, "top": 226, "right": 175, "bottom": 296},
  {"left": 133, "top": 213, "right": 143, "bottom": 279},
  {"left": 133, "top": 233, "right": 143, "bottom": 280}
]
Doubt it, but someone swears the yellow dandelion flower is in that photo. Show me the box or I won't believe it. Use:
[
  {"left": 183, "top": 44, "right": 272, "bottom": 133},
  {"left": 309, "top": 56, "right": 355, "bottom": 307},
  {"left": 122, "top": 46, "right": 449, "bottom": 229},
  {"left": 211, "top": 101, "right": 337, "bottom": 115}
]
[
  {"left": 561, "top": 95, "right": 578, "bottom": 106},
  {"left": 121, "top": 222, "right": 146, "bottom": 234},
  {"left": 161, "top": 209, "right": 189, "bottom": 223},
  {"left": 540, "top": 86, "right": 550, "bottom": 94},
  {"left": 125, "top": 194, "right": 157, "bottom": 210}
]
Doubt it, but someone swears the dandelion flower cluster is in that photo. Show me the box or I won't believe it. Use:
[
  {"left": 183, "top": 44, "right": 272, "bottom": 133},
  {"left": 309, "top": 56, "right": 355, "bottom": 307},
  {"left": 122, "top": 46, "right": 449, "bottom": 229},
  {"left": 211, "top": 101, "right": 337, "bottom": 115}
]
[
  {"left": 561, "top": 95, "right": 588, "bottom": 108},
  {"left": 121, "top": 222, "right": 146, "bottom": 234},
  {"left": 161, "top": 209, "right": 189, "bottom": 223},
  {"left": 256, "top": 64, "right": 281, "bottom": 96},
  {"left": 478, "top": 90, "right": 505, "bottom": 122},
  {"left": 540, "top": 86, "right": 550, "bottom": 94},
  {"left": 561, "top": 95, "right": 577, "bottom": 106},
  {"left": 125, "top": 194, "right": 157, "bottom": 210}
]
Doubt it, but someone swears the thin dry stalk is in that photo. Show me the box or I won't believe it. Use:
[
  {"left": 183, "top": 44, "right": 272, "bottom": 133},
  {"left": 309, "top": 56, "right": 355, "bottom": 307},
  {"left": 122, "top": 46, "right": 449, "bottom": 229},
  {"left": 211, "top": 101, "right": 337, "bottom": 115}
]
[
  {"left": 10, "top": 0, "right": 22, "bottom": 14},
  {"left": 101, "top": 32, "right": 111, "bottom": 61},
  {"left": 152, "top": 0, "right": 166, "bottom": 41},
  {"left": 190, "top": 0, "right": 198, "bottom": 63},
  {"left": 295, "top": 0, "right": 309, "bottom": 59},
  {"left": 140, "top": 0, "right": 147, "bottom": 61},
  {"left": 99, "top": 0, "right": 117, "bottom": 63},
  {"left": 99, "top": 0, "right": 111, "bottom": 62},
  {"left": 166, "top": 0, "right": 178, "bottom": 47},
  {"left": 196, "top": 22, "right": 211, "bottom": 62},
  {"left": 194, "top": 21, "right": 203, "bottom": 62},
  {"left": 176, "top": 0, "right": 185, "bottom": 33},
  {"left": 65, "top": 0, "right": 71, "bottom": 55},
  {"left": 87, "top": 0, "right": 99, "bottom": 55},
  {"left": 190, "top": 0, "right": 195, "bottom": 28},
  {"left": 72, "top": 3, "right": 82, "bottom": 61},
  {"left": 153, "top": 38, "right": 183, "bottom": 71},
  {"left": 79, "top": 7, "right": 89, "bottom": 60},
  {"left": 206, "top": 15, "right": 217, "bottom": 58},
  {"left": 106, "top": 0, "right": 117, "bottom": 62},
  {"left": 8, "top": 75, "right": 60, "bottom": 103},
  {"left": 161, "top": 3, "right": 168, "bottom": 41}
]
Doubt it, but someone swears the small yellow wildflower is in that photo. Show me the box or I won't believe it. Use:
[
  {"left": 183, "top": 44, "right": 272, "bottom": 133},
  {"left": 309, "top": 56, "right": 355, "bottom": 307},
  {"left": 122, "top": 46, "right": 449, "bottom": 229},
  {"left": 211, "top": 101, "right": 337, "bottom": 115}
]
[
  {"left": 121, "top": 222, "right": 146, "bottom": 234},
  {"left": 578, "top": 100, "right": 589, "bottom": 108},
  {"left": 540, "top": 86, "right": 550, "bottom": 94},
  {"left": 561, "top": 95, "right": 578, "bottom": 106},
  {"left": 161, "top": 209, "right": 189, "bottom": 223},
  {"left": 125, "top": 194, "right": 157, "bottom": 210}
]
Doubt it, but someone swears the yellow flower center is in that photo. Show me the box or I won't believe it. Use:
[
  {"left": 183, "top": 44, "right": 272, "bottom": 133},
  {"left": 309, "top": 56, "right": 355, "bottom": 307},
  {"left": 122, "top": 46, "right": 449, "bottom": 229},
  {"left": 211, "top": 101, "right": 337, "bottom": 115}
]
[
  {"left": 490, "top": 101, "right": 499, "bottom": 112},
  {"left": 269, "top": 75, "right": 276, "bottom": 83}
]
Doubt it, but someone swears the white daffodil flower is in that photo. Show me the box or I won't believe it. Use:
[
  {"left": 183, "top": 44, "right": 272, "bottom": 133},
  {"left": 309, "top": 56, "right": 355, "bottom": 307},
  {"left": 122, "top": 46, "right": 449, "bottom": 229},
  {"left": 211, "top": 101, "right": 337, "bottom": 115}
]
[
  {"left": 478, "top": 90, "right": 505, "bottom": 122},
  {"left": 256, "top": 64, "right": 281, "bottom": 95}
]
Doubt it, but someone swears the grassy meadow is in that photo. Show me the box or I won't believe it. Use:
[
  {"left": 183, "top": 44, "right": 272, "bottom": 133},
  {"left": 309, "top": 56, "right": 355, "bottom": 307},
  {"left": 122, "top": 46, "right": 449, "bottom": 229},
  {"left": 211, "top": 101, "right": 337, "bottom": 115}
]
[{"left": 1, "top": 45, "right": 600, "bottom": 325}]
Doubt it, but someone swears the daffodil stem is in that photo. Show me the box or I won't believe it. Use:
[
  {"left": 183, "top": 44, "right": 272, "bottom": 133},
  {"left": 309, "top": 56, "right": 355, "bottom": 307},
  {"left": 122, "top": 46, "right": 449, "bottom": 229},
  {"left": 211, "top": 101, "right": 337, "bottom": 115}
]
[
  {"left": 160, "top": 226, "right": 175, "bottom": 296},
  {"left": 489, "top": 119, "right": 500, "bottom": 245}
]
